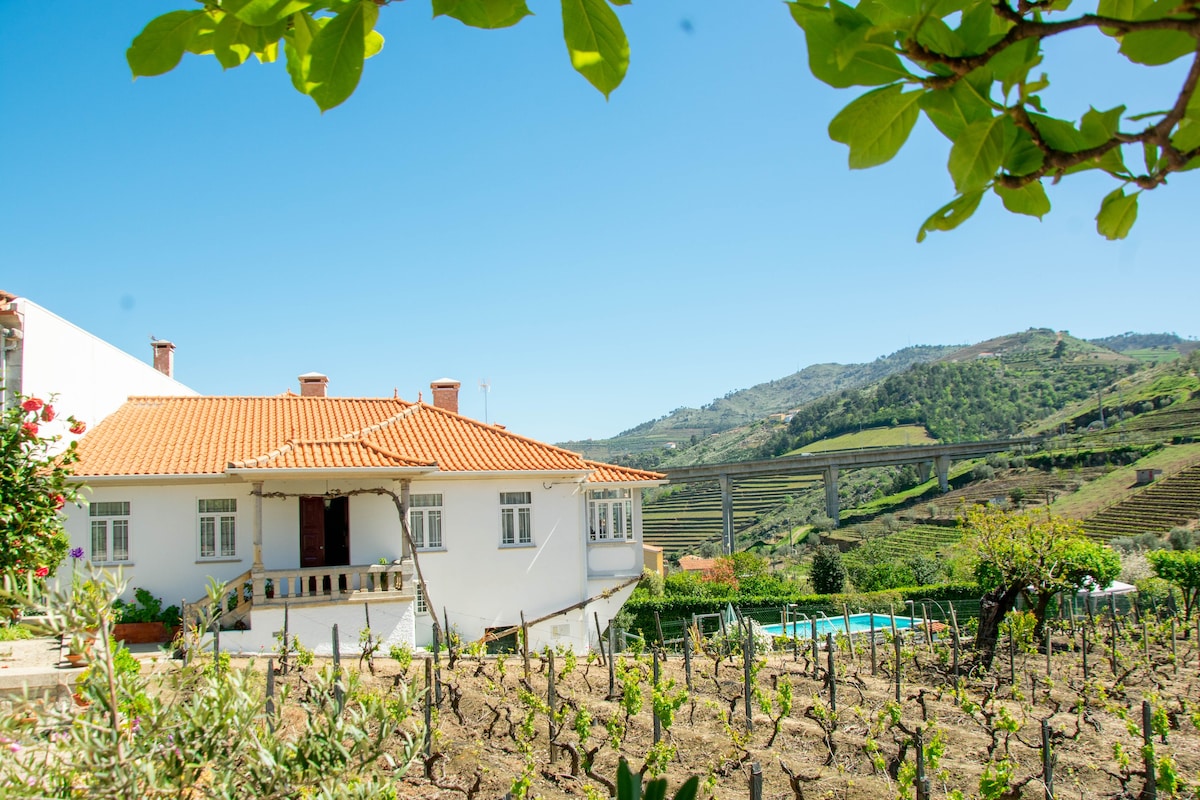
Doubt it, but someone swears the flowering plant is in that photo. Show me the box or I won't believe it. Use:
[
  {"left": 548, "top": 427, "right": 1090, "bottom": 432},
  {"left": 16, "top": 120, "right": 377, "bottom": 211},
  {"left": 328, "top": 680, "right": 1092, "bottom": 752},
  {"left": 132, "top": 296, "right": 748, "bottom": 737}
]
[{"left": 0, "top": 393, "right": 86, "bottom": 585}]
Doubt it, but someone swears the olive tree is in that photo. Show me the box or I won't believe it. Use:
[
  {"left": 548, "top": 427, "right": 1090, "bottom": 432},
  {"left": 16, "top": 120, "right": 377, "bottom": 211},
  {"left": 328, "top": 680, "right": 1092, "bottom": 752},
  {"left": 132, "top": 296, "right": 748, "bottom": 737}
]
[
  {"left": 967, "top": 506, "right": 1120, "bottom": 666},
  {"left": 1147, "top": 548, "right": 1200, "bottom": 620},
  {"left": 129, "top": 0, "right": 1200, "bottom": 239}
]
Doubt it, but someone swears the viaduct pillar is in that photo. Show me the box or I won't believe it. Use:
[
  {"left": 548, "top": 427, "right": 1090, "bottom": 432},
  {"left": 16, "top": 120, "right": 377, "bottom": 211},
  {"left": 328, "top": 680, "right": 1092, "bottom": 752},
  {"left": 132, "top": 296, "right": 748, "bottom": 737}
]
[
  {"left": 823, "top": 465, "right": 839, "bottom": 527},
  {"left": 934, "top": 455, "right": 951, "bottom": 492},
  {"left": 719, "top": 473, "right": 734, "bottom": 555},
  {"left": 916, "top": 461, "right": 931, "bottom": 483}
]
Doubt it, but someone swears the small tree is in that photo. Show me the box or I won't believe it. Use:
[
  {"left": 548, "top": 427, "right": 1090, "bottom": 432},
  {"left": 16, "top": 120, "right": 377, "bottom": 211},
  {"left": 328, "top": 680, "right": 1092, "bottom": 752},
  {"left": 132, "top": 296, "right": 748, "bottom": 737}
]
[
  {"left": 810, "top": 545, "right": 846, "bottom": 595},
  {"left": 968, "top": 507, "right": 1120, "bottom": 666},
  {"left": 0, "top": 395, "right": 85, "bottom": 582},
  {"left": 1146, "top": 550, "right": 1200, "bottom": 620}
]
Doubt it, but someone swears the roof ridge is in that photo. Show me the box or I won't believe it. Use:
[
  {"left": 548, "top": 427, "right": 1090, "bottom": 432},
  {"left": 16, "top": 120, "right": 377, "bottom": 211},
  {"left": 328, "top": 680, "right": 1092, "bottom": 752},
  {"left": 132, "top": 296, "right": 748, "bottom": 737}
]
[
  {"left": 228, "top": 439, "right": 298, "bottom": 470},
  {"left": 417, "top": 402, "right": 586, "bottom": 459},
  {"left": 358, "top": 439, "right": 437, "bottom": 467}
]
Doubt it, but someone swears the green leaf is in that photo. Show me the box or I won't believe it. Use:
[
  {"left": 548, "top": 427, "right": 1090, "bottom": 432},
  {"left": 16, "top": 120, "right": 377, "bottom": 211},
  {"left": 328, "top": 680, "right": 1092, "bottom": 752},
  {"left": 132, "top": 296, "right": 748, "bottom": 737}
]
[
  {"left": 284, "top": 12, "right": 323, "bottom": 93},
  {"left": 307, "top": 1, "right": 377, "bottom": 111},
  {"left": 364, "top": 28, "right": 384, "bottom": 59},
  {"left": 948, "top": 115, "right": 1006, "bottom": 192},
  {"left": 617, "top": 759, "right": 641, "bottom": 800},
  {"left": 561, "top": 0, "right": 629, "bottom": 98},
  {"left": 994, "top": 181, "right": 1050, "bottom": 218},
  {"left": 184, "top": 12, "right": 221, "bottom": 55},
  {"left": 672, "top": 776, "right": 701, "bottom": 800},
  {"left": 1097, "top": 0, "right": 1152, "bottom": 20},
  {"left": 956, "top": 0, "right": 1009, "bottom": 52},
  {"left": 433, "top": 0, "right": 533, "bottom": 29},
  {"left": 916, "top": 190, "right": 984, "bottom": 242},
  {"left": 128, "top": 10, "right": 204, "bottom": 78},
  {"left": 1080, "top": 105, "right": 1125, "bottom": 145},
  {"left": 986, "top": 39, "right": 1041, "bottom": 96},
  {"left": 1095, "top": 188, "right": 1139, "bottom": 240},
  {"left": 223, "top": 0, "right": 315, "bottom": 26},
  {"left": 1002, "top": 127, "right": 1044, "bottom": 174},
  {"left": 213, "top": 13, "right": 258, "bottom": 69},
  {"left": 789, "top": 3, "right": 911, "bottom": 88},
  {"left": 915, "top": 17, "right": 965, "bottom": 58},
  {"left": 1119, "top": 30, "right": 1195, "bottom": 66},
  {"left": 919, "top": 76, "right": 993, "bottom": 140},
  {"left": 1029, "top": 114, "right": 1087, "bottom": 151},
  {"left": 828, "top": 84, "right": 923, "bottom": 168}
]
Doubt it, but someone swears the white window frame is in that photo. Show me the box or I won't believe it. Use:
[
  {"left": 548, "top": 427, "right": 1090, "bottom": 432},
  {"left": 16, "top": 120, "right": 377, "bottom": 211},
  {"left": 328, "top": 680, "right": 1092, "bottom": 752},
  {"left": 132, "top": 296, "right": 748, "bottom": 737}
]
[
  {"left": 408, "top": 494, "right": 444, "bottom": 550},
  {"left": 89, "top": 501, "right": 131, "bottom": 564},
  {"left": 198, "top": 498, "right": 238, "bottom": 560},
  {"left": 499, "top": 491, "right": 533, "bottom": 547},
  {"left": 415, "top": 581, "right": 428, "bottom": 614},
  {"left": 588, "top": 488, "right": 633, "bottom": 542}
]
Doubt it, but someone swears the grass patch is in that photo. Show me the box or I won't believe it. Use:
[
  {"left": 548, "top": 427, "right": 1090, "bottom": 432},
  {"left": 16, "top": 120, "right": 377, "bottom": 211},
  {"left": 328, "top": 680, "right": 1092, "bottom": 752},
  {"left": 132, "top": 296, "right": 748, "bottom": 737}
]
[
  {"left": 786, "top": 424, "right": 936, "bottom": 454},
  {"left": 1050, "top": 441, "right": 1200, "bottom": 520}
]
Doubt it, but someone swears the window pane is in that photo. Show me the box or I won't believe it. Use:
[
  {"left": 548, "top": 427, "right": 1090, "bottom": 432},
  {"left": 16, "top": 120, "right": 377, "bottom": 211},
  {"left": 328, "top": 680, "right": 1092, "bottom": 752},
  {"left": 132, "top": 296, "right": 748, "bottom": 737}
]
[
  {"left": 90, "top": 501, "right": 130, "bottom": 517},
  {"left": 598, "top": 504, "right": 608, "bottom": 540},
  {"left": 411, "top": 512, "right": 425, "bottom": 549},
  {"left": 411, "top": 494, "right": 442, "bottom": 508},
  {"left": 200, "top": 517, "right": 215, "bottom": 558},
  {"left": 500, "top": 492, "right": 531, "bottom": 505},
  {"left": 612, "top": 503, "right": 624, "bottom": 540},
  {"left": 501, "top": 508, "right": 515, "bottom": 545},
  {"left": 199, "top": 499, "right": 236, "bottom": 514},
  {"left": 428, "top": 510, "right": 442, "bottom": 548},
  {"left": 625, "top": 500, "right": 633, "bottom": 538},
  {"left": 588, "top": 502, "right": 597, "bottom": 541},
  {"left": 112, "top": 520, "right": 129, "bottom": 561},
  {"left": 91, "top": 521, "right": 108, "bottom": 562},
  {"left": 518, "top": 508, "right": 531, "bottom": 544},
  {"left": 220, "top": 516, "right": 236, "bottom": 556}
]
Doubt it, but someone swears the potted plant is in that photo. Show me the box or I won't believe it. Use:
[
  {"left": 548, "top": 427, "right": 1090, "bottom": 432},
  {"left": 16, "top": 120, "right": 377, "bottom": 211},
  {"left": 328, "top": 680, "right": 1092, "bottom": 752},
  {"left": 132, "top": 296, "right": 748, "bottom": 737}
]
[{"left": 112, "top": 589, "right": 181, "bottom": 644}]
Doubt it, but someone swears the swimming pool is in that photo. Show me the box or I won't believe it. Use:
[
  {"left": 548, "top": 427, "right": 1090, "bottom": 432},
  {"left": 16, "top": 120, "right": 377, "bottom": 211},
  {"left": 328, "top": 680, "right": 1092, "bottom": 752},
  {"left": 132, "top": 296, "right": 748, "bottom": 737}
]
[{"left": 761, "top": 613, "right": 919, "bottom": 639}]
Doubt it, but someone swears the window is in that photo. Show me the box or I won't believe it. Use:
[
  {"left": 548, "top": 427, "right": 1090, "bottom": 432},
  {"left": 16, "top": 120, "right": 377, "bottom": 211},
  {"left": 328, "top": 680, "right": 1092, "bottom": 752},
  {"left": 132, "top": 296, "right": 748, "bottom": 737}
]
[
  {"left": 198, "top": 499, "right": 237, "bottom": 559},
  {"left": 588, "top": 489, "right": 633, "bottom": 541},
  {"left": 89, "top": 501, "right": 130, "bottom": 563},
  {"left": 415, "top": 581, "right": 427, "bottom": 614},
  {"left": 499, "top": 491, "right": 532, "bottom": 546},
  {"left": 409, "top": 494, "right": 443, "bottom": 550}
]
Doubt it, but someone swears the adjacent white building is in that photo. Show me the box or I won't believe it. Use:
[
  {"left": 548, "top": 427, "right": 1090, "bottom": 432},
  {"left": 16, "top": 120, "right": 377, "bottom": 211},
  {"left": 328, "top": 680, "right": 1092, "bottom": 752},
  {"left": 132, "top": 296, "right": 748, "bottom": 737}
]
[
  {"left": 0, "top": 291, "right": 196, "bottom": 438},
  {"left": 64, "top": 375, "right": 662, "bottom": 655}
]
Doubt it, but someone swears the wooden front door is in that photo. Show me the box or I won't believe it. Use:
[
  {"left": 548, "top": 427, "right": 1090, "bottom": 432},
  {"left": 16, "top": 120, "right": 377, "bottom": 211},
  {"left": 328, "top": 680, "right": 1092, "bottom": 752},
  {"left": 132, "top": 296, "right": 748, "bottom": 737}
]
[{"left": 300, "top": 497, "right": 326, "bottom": 568}]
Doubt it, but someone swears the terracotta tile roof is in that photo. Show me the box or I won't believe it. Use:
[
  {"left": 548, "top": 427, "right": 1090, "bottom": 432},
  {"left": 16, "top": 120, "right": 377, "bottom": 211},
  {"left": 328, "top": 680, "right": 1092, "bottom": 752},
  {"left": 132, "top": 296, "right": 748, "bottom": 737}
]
[{"left": 72, "top": 395, "right": 665, "bottom": 482}]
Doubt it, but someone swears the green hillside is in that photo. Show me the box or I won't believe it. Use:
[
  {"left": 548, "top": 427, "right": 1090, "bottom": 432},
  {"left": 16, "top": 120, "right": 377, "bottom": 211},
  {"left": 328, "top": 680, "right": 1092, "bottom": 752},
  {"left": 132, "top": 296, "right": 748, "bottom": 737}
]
[{"left": 558, "top": 344, "right": 960, "bottom": 461}]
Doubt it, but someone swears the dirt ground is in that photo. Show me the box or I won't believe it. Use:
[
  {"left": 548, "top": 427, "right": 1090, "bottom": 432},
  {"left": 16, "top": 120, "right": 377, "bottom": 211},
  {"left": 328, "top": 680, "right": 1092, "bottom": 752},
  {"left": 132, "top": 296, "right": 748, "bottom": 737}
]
[{"left": 260, "top": 620, "right": 1200, "bottom": 800}]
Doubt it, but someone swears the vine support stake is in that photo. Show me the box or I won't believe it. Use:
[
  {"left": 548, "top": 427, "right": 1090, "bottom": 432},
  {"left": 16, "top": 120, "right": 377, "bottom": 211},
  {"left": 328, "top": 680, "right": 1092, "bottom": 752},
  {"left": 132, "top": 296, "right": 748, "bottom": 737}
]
[
  {"left": 749, "top": 761, "right": 763, "bottom": 800},
  {"left": 683, "top": 627, "right": 693, "bottom": 691},
  {"left": 811, "top": 617, "right": 818, "bottom": 680},
  {"left": 608, "top": 623, "right": 616, "bottom": 700},
  {"left": 281, "top": 602, "right": 290, "bottom": 675},
  {"left": 915, "top": 727, "right": 930, "bottom": 800},
  {"left": 332, "top": 624, "right": 344, "bottom": 714},
  {"left": 593, "top": 611, "right": 606, "bottom": 667},
  {"left": 743, "top": 623, "right": 754, "bottom": 732},
  {"left": 265, "top": 658, "right": 276, "bottom": 732},
  {"left": 1042, "top": 718, "right": 1053, "bottom": 800},
  {"left": 1143, "top": 699, "right": 1157, "bottom": 800},
  {"left": 654, "top": 610, "right": 666, "bottom": 658},
  {"left": 652, "top": 648, "right": 662, "bottom": 745},
  {"left": 1009, "top": 627, "right": 1016, "bottom": 689},
  {"left": 423, "top": 657, "right": 433, "bottom": 770},
  {"left": 431, "top": 624, "right": 442, "bottom": 706},
  {"left": 869, "top": 612, "right": 877, "bottom": 676},
  {"left": 548, "top": 648, "right": 557, "bottom": 763},
  {"left": 1172, "top": 617, "right": 1178, "bottom": 675},
  {"left": 1082, "top": 625, "right": 1089, "bottom": 683},
  {"left": 894, "top": 633, "right": 902, "bottom": 703},
  {"left": 826, "top": 632, "right": 837, "bottom": 713},
  {"left": 520, "top": 610, "right": 531, "bottom": 684},
  {"left": 922, "top": 603, "right": 933, "bottom": 654}
]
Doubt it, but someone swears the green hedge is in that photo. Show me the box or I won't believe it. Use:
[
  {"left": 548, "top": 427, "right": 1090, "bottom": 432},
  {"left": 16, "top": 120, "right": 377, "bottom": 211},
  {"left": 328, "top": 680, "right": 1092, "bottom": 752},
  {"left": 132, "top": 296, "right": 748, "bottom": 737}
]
[{"left": 621, "top": 582, "right": 981, "bottom": 634}]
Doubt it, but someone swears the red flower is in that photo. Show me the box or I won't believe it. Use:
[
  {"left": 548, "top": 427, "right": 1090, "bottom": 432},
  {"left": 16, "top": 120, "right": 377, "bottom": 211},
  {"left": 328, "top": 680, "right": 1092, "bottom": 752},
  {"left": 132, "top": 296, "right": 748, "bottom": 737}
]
[
  {"left": 52, "top": 494, "right": 65, "bottom": 509},
  {"left": 69, "top": 421, "right": 86, "bottom": 435},
  {"left": 21, "top": 398, "right": 43, "bottom": 412},
  {"left": 40, "top": 405, "right": 55, "bottom": 422},
  {"left": 21, "top": 421, "right": 38, "bottom": 436},
  {"left": 34, "top": 567, "right": 49, "bottom": 579}
]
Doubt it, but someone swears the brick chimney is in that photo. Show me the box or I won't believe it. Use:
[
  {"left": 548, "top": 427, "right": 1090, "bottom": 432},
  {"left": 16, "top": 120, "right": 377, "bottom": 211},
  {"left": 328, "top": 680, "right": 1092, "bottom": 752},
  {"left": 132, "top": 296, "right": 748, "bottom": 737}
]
[
  {"left": 151, "top": 340, "right": 175, "bottom": 378},
  {"left": 299, "top": 372, "right": 329, "bottom": 398},
  {"left": 430, "top": 378, "right": 460, "bottom": 413}
]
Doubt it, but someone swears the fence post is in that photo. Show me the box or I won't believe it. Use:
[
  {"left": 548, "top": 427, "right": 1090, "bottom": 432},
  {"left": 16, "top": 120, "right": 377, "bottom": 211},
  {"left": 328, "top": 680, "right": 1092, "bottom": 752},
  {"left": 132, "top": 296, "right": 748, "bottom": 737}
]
[
  {"left": 750, "top": 761, "right": 763, "bottom": 800},
  {"left": 1142, "top": 700, "right": 1157, "bottom": 800},
  {"left": 1042, "top": 718, "right": 1053, "bottom": 800}
]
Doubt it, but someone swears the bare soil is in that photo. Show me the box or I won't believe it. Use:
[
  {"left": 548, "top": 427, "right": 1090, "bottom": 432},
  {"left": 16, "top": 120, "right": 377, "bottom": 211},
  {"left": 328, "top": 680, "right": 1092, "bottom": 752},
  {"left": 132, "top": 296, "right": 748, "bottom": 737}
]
[{"left": 267, "top": 620, "right": 1200, "bottom": 800}]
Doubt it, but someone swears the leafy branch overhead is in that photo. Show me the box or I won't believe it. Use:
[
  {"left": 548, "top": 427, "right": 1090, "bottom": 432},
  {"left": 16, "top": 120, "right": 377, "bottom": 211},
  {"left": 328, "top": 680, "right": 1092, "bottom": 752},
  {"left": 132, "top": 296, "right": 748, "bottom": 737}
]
[{"left": 129, "top": 0, "right": 1200, "bottom": 239}]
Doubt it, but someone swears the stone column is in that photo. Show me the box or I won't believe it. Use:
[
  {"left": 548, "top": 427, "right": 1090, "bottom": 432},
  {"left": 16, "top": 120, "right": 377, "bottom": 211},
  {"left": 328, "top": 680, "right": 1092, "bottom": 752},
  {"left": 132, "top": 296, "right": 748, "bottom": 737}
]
[
  {"left": 935, "top": 456, "right": 951, "bottom": 493},
  {"left": 719, "top": 474, "right": 734, "bottom": 555},
  {"left": 824, "top": 465, "right": 839, "bottom": 526}
]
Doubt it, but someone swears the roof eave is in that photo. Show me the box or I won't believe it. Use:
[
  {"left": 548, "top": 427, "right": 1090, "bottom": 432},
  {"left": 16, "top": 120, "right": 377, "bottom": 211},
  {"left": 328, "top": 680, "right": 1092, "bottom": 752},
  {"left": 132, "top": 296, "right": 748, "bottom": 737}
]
[{"left": 225, "top": 467, "right": 437, "bottom": 479}]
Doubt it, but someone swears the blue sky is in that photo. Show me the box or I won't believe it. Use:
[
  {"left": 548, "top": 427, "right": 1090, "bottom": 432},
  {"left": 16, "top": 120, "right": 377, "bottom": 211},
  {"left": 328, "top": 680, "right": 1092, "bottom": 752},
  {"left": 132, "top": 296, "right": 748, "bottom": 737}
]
[{"left": 1, "top": 2, "right": 1195, "bottom": 444}]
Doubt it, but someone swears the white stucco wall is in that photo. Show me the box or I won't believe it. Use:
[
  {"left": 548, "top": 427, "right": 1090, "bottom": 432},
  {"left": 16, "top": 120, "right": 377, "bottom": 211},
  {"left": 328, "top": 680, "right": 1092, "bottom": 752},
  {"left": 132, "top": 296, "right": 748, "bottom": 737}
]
[
  {"left": 64, "top": 474, "right": 645, "bottom": 653},
  {"left": 220, "top": 596, "right": 415, "bottom": 656},
  {"left": 4, "top": 297, "right": 196, "bottom": 437}
]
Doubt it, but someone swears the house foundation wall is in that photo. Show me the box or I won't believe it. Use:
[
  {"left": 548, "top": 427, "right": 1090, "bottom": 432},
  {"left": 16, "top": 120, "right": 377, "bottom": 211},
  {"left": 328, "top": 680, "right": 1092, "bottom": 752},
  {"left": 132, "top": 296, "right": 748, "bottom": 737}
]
[{"left": 218, "top": 596, "right": 416, "bottom": 656}]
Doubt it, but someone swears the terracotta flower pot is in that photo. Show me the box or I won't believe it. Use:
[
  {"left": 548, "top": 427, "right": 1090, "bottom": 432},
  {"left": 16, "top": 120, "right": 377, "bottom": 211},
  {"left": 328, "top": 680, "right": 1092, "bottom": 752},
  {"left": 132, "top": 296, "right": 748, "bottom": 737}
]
[{"left": 65, "top": 651, "right": 88, "bottom": 667}]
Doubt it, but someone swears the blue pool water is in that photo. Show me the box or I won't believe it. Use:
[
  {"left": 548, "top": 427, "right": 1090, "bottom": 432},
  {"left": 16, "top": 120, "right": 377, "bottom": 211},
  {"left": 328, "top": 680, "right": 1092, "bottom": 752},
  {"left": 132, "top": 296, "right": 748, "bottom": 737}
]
[{"left": 761, "top": 613, "right": 918, "bottom": 639}]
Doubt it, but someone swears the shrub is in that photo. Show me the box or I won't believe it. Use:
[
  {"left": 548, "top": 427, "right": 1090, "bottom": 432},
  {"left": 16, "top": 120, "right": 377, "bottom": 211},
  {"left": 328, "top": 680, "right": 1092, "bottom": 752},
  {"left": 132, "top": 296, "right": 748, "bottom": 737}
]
[
  {"left": 1169, "top": 528, "right": 1194, "bottom": 551},
  {"left": 810, "top": 546, "right": 846, "bottom": 595},
  {"left": 112, "top": 588, "right": 181, "bottom": 627}
]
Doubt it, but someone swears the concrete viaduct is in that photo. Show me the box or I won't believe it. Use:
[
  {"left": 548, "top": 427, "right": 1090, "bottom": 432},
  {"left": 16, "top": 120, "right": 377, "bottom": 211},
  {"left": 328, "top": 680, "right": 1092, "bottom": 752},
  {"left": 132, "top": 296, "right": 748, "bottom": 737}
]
[{"left": 662, "top": 438, "right": 1039, "bottom": 554}]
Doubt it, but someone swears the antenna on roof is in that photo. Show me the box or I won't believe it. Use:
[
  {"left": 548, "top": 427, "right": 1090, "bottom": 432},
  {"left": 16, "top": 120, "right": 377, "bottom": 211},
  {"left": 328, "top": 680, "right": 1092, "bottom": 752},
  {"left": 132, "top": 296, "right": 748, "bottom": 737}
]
[{"left": 479, "top": 378, "right": 490, "bottom": 424}]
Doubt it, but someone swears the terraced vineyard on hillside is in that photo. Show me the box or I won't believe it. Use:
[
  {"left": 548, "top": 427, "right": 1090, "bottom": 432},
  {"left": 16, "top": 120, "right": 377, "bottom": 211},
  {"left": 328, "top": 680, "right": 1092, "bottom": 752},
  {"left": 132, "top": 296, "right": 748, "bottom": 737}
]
[
  {"left": 858, "top": 523, "right": 964, "bottom": 558},
  {"left": 1084, "top": 462, "right": 1200, "bottom": 539},
  {"left": 641, "top": 474, "right": 818, "bottom": 554}
]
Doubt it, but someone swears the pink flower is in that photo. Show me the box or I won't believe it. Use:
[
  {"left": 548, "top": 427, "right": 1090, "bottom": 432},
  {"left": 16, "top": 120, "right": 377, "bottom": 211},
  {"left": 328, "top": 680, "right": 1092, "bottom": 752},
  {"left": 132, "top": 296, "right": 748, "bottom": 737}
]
[
  {"left": 21, "top": 422, "right": 38, "bottom": 436},
  {"left": 34, "top": 567, "right": 48, "bottom": 579},
  {"left": 52, "top": 495, "right": 65, "bottom": 510},
  {"left": 21, "top": 398, "right": 43, "bottom": 412},
  {"left": 69, "top": 421, "right": 86, "bottom": 435},
  {"left": 40, "top": 405, "right": 55, "bottom": 422}
]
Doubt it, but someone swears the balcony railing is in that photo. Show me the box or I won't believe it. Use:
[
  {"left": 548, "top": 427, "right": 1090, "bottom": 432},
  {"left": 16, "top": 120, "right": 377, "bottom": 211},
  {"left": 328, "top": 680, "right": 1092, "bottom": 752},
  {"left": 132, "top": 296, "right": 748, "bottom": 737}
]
[{"left": 251, "top": 562, "right": 412, "bottom": 605}]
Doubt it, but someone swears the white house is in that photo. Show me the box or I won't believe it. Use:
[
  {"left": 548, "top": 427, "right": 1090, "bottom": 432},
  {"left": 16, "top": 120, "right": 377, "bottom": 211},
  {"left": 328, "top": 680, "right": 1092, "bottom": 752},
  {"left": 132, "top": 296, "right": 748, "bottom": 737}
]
[
  {"left": 0, "top": 291, "right": 196, "bottom": 438},
  {"left": 64, "top": 375, "right": 663, "bottom": 655}
]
